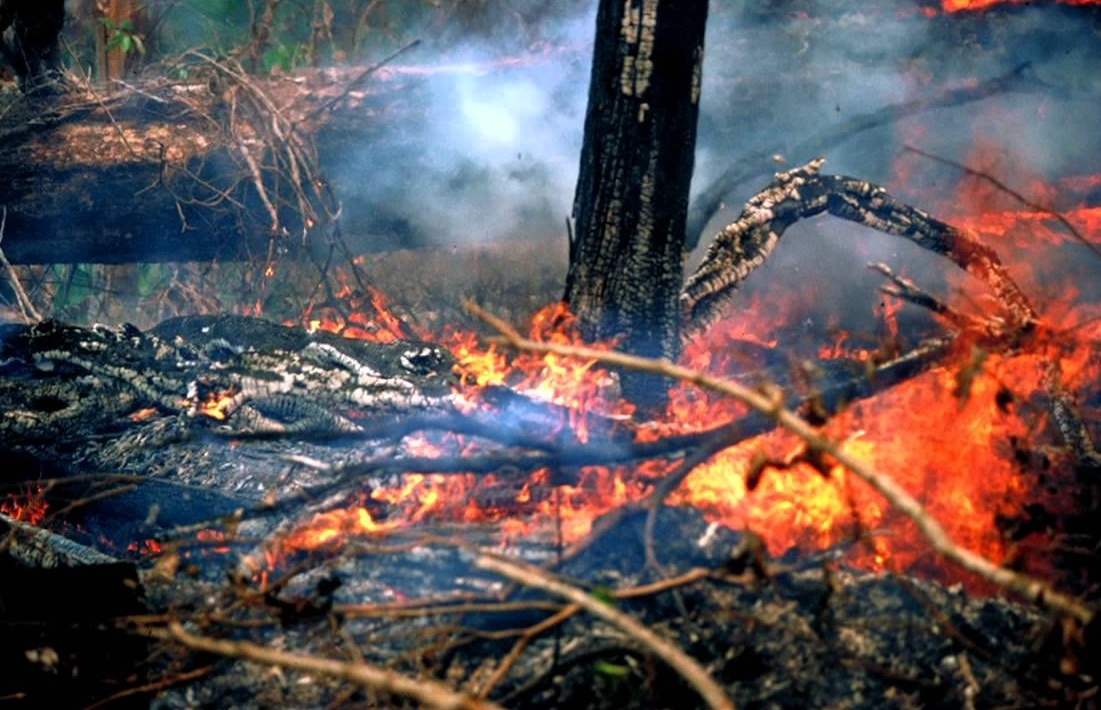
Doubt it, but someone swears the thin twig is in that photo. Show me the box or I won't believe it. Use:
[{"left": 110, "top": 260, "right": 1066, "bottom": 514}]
[
  {"left": 904, "top": 144, "right": 1101, "bottom": 265},
  {"left": 149, "top": 621, "right": 505, "bottom": 710},
  {"left": 473, "top": 550, "right": 737, "bottom": 710},
  {"left": 475, "top": 602, "right": 581, "bottom": 698},
  {"left": 465, "top": 301, "right": 1095, "bottom": 626},
  {"left": 869, "top": 261, "right": 992, "bottom": 334}
]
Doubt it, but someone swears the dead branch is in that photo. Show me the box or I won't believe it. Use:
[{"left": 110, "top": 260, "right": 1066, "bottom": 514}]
[
  {"left": 1043, "top": 360, "right": 1101, "bottom": 469},
  {"left": 869, "top": 261, "right": 991, "bottom": 334},
  {"left": 466, "top": 302, "right": 1096, "bottom": 626},
  {"left": 473, "top": 550, "right": 737, "bottom": 710},
  {"left": 682, "top": 158, "right": 1038, "bottom": 334},
  {"left": 149, "top": 620, "right": 505, "bottom": 710}
]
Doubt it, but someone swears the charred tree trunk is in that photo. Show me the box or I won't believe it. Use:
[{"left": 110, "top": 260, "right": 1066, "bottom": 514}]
[{"left": 564, "top": 0, "right": 707, "bottom": 407}]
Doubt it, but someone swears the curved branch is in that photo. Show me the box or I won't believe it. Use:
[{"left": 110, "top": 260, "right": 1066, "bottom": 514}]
[{"left": 681, "top": 159, "right": 1038, "bottom": 335}]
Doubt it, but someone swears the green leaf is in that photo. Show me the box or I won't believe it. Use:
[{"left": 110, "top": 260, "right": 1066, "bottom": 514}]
[
  {"left": 137, "top": 264, "right": 165, "bottom": 298},
  {"left": 593, "top": 660, "right": 631, "bottom": 678},
  {"left": 590, "top": 586, "right": 617, "bottom": 606}
]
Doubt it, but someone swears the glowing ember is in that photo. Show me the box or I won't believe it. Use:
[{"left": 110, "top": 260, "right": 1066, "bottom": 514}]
[
  {"left": 198, "top": 386, "right": 240, "bottom": 421},
  {"left": 1, "top": 486, "right": 48, "bottom": 526}
]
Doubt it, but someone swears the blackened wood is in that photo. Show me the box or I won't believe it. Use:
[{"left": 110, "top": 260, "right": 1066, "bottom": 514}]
[
  {"left": 681, "top": 158, "right": 1038, "bottom": 334},
  {"left": 564, "top": 0, "right": 707, "bottom": 406},
  {"left": 0, "top": 511, "right": 118, "bottom": 566}
]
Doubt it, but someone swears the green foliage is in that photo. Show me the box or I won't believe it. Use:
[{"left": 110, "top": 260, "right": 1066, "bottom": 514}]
[
  {"left": 67, "top": 0, "right": 586, "bottom": 76},
  {"left": 136, "top": 264, "right": 170, "bottom": 298},
  {"left": 53, "top": 264, "right": 96, "bottom": 309},
  {"left": 101, "top": 17, "right": 146, "bottom": 57}
]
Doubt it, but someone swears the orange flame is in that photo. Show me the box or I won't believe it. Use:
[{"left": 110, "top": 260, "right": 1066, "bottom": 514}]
[
  {"left": 268, "top": 156, "right": 1100, "bottom": 590},
  {"left": 1, "top": 486, "right": 48, "bottom": 526},
  {"left": 198, "top": 386, "right": 240, "bottom": 421},
  {"left": 942, "top": 0, "right": 1101, "bottom": 11}
]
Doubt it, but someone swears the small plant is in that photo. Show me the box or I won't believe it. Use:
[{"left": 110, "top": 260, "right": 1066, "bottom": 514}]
[{"left": 101, "top": 17, "right": 147, "bottom": 57}]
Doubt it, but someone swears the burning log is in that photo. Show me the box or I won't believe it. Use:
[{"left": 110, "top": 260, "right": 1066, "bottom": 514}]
[
  {"left": 0, "top": 314, "right": 456, "bottom": 445},
  {"left": 1, "top": 510, "right": 117, "bottom": 566}
]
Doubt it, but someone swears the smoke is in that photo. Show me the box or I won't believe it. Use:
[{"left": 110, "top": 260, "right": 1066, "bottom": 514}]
[
  {"left": 331, "top": 0, "right": 1100, "bottom": 333},
  {"left": 331, "top": 5, "right": 595, "bottom": 251}
]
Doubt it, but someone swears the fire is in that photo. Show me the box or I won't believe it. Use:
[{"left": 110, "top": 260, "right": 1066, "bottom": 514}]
[
  {"left": 273, "top": 272, "right": 1098, "bottom": 583},
  {"left": 281, "top": 504, "right": 398, "bottom": 551},
  {"left": 941, "top": 0, "right": 1101, "bottom": 11},
  {"left": 1, "top": 485, "right": 48, "bottom": 526},
  {"left": 267, "top": 152, "right": 1099, "bottom": 590},
  {"left": 198, "top": 385, "right": 240, "bottom": 421},
  {"left": 298, "top": 275, "right": 424, "bottom": 343}
]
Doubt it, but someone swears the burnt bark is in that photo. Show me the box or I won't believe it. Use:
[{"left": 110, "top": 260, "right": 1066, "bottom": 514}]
[{"left": 564, "top": 0, "right": 707, "bottom": 406}]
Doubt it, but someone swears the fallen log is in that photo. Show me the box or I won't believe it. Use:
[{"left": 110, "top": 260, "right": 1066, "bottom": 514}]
[{"left": 0, "top": 55, "right": 431, "bottom": 265}]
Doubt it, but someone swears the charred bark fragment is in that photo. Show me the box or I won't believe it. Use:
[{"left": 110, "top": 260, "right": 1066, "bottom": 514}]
[{"left": 565, "top": 0, "right": 707, "bottom": 406}]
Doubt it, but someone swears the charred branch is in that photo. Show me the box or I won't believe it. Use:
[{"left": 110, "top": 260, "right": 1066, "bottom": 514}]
[{"left": 682, "top": 158, "right": 1038, "bottom": 335}]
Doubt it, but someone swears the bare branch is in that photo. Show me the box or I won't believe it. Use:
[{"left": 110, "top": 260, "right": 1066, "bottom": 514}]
[
  {"left": 473, "top": 550, "right": 737, "bottom": 710},
  {"left": 682, "top": 159, "right": 1038, "bottom": 335},
  {"left": 152, "top": 620, "right": 505, "bottom": 710}
]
